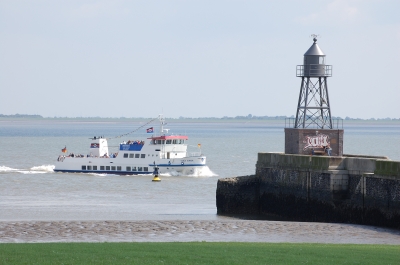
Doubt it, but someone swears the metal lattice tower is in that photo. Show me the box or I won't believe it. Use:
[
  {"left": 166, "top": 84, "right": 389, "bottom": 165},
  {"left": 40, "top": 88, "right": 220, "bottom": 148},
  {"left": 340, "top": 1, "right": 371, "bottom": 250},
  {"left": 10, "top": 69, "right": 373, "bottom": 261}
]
[{"left": 294, "top": 37, "right": 333, "bottom": 129}]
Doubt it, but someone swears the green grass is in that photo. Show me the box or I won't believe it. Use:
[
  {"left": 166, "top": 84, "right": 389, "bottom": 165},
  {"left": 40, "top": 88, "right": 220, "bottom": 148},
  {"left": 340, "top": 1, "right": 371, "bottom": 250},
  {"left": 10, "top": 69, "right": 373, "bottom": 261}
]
[{"left": 0, "top": 242, "right": 399, "bottom": 265}]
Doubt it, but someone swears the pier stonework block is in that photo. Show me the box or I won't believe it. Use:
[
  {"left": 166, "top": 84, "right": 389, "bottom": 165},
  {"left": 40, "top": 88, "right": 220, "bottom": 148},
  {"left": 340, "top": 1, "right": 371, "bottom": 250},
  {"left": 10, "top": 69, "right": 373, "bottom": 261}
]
[
  {"left": 284, "top": 128, "right": 343, "bottom": 156},
  {"left": 216, "top": 176, "right": 260, "bottom": 215}
]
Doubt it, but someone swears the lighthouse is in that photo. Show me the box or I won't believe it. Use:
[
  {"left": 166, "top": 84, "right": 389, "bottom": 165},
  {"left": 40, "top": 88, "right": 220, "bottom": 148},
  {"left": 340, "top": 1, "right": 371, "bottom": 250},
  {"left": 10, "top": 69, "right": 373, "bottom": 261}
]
[
  {"left": 285, "top": 36, "right": 343, "bottom": 156},
  {"left": 295, "top": 37, "right": 332, "bottom": 129}
]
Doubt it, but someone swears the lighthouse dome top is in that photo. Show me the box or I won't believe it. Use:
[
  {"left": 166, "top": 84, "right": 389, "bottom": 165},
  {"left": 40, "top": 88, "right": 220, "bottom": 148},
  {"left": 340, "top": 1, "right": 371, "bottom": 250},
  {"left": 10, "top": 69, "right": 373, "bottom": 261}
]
[{"left": 304, "top": 38, "right": 325, "bottom": 56}]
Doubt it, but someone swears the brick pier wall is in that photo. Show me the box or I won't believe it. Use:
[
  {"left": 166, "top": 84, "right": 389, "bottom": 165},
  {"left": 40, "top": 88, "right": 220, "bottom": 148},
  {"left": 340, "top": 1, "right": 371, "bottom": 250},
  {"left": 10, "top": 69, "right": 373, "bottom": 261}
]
[{"left": 216, "top": 153, "right": 400, "bottom": 228}]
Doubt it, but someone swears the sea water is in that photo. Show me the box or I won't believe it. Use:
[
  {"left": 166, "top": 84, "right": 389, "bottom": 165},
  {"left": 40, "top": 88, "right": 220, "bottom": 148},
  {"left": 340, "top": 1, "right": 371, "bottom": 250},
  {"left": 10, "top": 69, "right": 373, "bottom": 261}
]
[{"left": 0, "top": 120, "right": 399, "bottom": 221}]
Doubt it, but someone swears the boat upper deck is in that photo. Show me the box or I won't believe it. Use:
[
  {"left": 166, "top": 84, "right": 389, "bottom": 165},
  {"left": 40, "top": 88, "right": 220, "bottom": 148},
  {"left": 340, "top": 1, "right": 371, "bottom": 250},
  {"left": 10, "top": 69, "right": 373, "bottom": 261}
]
[{"left": 149, "top": 135, "right": 188, "bottom": 140}]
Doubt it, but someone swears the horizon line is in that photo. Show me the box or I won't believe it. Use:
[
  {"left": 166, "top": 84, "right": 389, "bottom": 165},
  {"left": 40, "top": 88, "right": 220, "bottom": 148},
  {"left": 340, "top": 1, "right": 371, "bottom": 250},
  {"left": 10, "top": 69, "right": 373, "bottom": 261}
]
[{"left": 0, "top": 114, "right": 399, "bottom": 121}]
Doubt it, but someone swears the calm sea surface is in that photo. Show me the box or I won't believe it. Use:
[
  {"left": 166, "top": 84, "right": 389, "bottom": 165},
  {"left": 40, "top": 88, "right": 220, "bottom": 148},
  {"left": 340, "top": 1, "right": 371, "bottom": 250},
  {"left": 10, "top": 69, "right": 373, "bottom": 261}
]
[{"left": 0, "top": 120, "right": 399, "bottom": 221}]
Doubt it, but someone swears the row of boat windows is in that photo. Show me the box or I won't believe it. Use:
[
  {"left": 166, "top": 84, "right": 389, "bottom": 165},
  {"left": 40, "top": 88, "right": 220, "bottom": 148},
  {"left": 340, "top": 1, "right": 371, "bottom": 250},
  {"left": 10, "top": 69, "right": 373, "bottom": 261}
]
[
  {"left": 82, "top": 165, "right": 149, "bottom": 172},
  {"left": 123, "top": 153, "right": 158, "bottom": 158},
  {"left": 152, "top": 139, "right": 185, "bottom": 145}
]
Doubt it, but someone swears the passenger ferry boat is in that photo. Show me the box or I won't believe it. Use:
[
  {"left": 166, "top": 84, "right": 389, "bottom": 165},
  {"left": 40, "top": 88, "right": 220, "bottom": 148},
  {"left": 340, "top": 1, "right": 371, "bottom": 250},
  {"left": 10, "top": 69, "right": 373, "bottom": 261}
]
[{"left": 54, "top": 116, "right": 207, "bottom": 175}]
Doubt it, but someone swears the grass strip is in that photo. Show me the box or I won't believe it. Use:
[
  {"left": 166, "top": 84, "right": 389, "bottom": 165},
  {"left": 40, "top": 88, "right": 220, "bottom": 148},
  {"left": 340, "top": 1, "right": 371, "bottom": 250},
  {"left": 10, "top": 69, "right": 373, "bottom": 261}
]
[{"left": 0, "top": 242, "right": 399, "bottom": 265}]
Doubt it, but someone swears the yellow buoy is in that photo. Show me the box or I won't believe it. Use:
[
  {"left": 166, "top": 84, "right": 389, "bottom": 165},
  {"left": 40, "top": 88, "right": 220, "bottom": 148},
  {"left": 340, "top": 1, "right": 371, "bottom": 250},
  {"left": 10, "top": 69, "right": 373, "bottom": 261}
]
[
  {"left": 152, "top": 165, "right": 161, "bottom": 182},
  {"left": 152, "top": 174, "right": 161, "bottom": 182}
]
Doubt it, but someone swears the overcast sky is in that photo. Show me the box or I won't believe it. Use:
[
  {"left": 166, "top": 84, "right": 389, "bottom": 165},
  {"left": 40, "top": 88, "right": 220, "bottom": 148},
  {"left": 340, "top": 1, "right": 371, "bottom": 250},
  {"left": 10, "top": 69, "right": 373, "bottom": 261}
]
[{"left": 0, "top": 0, "right": 399, "bottom": 119}]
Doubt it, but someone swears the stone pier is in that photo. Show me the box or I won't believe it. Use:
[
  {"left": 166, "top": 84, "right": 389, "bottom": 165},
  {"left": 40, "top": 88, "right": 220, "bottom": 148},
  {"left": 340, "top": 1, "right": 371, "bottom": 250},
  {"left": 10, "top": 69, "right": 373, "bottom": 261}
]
[{"left": 216, "top": 153, "right": 400, "bottom": 228}]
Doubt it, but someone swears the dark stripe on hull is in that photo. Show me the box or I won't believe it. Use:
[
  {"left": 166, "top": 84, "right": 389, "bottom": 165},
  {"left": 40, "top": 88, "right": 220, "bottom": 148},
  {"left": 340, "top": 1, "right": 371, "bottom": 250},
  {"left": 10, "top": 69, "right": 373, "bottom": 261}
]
[{"left": 54, "top": 169, "right": 153, "bottom": 175}]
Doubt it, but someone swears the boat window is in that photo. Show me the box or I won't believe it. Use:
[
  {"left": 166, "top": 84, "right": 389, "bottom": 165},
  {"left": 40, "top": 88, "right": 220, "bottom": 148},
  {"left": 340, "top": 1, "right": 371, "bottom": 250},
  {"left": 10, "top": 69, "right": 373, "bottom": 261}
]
[
  {"left": 82, "top": 165, "right": 86, "bottom": 170},
  {"left": 166, "top": 140, "right": 172, "bottom": 144},
  {"left": 100, "top": 166, "right": 105, "bottom": 170},
  {"left": 93, "top": 166, "right": 97, "bottom": 170},
  {"left": 135, "top": 154, "right": 140, "bottom": 158},
  {"left": 117, "top": 166, "right": 121, "bottom": 171},
  {"left": 123, "top": 153, "right": 128, "bottom": 158},
  {"left": 162, "top": 140, "right": 165, "bottom": 144},
  {"left": 111, "top": 166, "right": 116, "bottom": 170},
  {"left": 87, "top": 166, "right": 92, "bottom": 170},
  {"left": 152, "top": 140, "right": 156, "bottom": 145},
  {"left": 157, "top": 140, "right": 162, "bottom": 144},
  {"left": 106, "top": 166, "right": 110, "bottom": 170},
  {"left": 129, "top": 154, "right": 134, "bottom": 158},
  {"left": 144, "top": 167, "right": 148, "bottom": 172},
  {"left": 132, "top": 167, "right": 137, "bottom": 171},
  {"left": 138, "top": 167, "right": 143, "bottom": 171},
  {"left": 126, "top": 166, "right": 131, "bottom": 171},
  {"left": 173, "top": 140, "right": 177, "bottom": 144},
  {"left": 141, "top": 154, "right": 145, "bottom": 158}
]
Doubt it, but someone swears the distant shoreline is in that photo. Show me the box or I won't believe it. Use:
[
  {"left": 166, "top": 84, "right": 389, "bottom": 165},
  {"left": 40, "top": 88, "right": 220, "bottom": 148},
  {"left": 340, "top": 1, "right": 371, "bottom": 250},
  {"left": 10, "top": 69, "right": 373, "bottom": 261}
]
[{"left": 0, "top": 114, "right": 399, "bottom": 123}]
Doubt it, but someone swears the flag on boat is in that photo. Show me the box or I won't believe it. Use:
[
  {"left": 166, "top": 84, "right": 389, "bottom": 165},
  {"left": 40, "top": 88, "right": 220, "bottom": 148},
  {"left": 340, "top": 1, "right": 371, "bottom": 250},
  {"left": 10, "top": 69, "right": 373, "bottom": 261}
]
[
  {"left": 198, "top": 144, "right": 201, "bottom": 148},
  {"left": 61, "top": 146, "right": 67, "bottom": 153},
  {"left": 146, "top": 127, "right": 154, "bottom": 133}
]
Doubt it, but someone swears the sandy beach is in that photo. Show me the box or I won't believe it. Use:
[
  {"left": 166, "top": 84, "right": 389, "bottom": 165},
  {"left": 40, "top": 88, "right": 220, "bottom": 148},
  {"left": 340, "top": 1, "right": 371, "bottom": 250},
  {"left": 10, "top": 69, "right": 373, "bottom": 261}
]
[{"left": 1, "top": 220, "right": 399, "bottom": 244}]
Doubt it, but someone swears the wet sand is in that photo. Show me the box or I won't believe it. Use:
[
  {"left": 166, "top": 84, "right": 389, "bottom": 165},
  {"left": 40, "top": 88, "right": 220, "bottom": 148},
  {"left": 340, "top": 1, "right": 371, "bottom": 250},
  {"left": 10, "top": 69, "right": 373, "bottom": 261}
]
[{"left": 1, "top": 220, "right": 399, "bottom": 244}]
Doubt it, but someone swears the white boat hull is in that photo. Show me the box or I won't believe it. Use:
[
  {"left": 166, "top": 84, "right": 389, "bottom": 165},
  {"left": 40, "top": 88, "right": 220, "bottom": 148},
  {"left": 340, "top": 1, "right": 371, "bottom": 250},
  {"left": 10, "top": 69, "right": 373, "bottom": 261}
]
[{"left": 54, "top": 153, "right": 207, "bottom": 175}]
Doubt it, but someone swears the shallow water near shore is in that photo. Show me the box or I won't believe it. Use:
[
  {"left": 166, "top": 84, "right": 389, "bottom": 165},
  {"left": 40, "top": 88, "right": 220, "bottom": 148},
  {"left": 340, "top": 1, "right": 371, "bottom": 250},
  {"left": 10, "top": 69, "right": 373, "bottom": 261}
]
[{"left": 0, "top": 120, "right": 399, "bottom": 223}]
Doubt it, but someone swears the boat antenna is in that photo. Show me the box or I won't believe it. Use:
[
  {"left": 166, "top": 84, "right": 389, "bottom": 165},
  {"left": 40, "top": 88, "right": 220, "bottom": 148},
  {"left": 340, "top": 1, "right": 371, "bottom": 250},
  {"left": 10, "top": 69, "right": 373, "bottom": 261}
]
[
  {"left": 107, "top": 116, "right": 158, "bottom": 139},
  {"left": 159, "top": 114, "right": 165, "bottom": 134},
  {"left": 159, "top": 114, "right": 170, "bottom": 135}
]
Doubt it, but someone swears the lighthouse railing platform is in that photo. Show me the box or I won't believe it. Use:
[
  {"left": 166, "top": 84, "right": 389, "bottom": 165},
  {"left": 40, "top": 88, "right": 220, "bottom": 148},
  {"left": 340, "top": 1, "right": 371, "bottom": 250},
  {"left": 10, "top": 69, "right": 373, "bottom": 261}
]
[{"left": 296, "top": 65, "right": 332, "bottom": 77}]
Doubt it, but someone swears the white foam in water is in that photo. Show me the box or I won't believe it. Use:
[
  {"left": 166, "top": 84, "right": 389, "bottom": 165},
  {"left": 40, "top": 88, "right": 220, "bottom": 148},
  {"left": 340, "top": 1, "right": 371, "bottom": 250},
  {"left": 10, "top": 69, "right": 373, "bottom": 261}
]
[
  {"left": 30, "top": 165, "right": 55, "bottom": 172},
  {"left": 190, "top": 166, "right": 219, "bottom": 177},
  {"left": 15, "top": 165, "right": 55, "bottom": 174},
  {"left": 18, "top": 170, "right": 47, "bottom": 174},
  {"left": 89, "top": 173, "right": 108, "bottom": 177},
  {"left": 161, "top": 166, "right": 218, "bottom": 178},
  {"left": 161, "top": 171, "right": 179, "bottom": 177},
  {"left": 0, "top": 166, "right": 18, "bottom": 172}
]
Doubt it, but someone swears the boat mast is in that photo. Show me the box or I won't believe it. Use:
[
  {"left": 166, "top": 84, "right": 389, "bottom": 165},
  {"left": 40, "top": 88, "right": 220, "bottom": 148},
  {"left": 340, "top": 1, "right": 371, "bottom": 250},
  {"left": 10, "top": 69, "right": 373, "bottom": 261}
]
[{"left": 159, "top": 114, "right": 166, "bottom": 135}]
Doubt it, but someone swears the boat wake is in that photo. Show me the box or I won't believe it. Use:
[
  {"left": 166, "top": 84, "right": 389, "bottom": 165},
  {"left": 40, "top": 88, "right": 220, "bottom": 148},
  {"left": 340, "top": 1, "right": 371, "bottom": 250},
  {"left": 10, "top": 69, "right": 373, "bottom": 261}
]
[
  {"left": 162, "top": 166, "right": 218, "bottom": 178},
  {"left": 88, "top": 173, "right": 109, "bottom": 177},
  {"left": 30, "top": 165, "right": 55, "bottom": 172},
  {"left": 0, "top": 166, "right": 18, "bottom": 172},
  {"left": 0, "top": 165, "right": 55, "bottom": 174}
]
